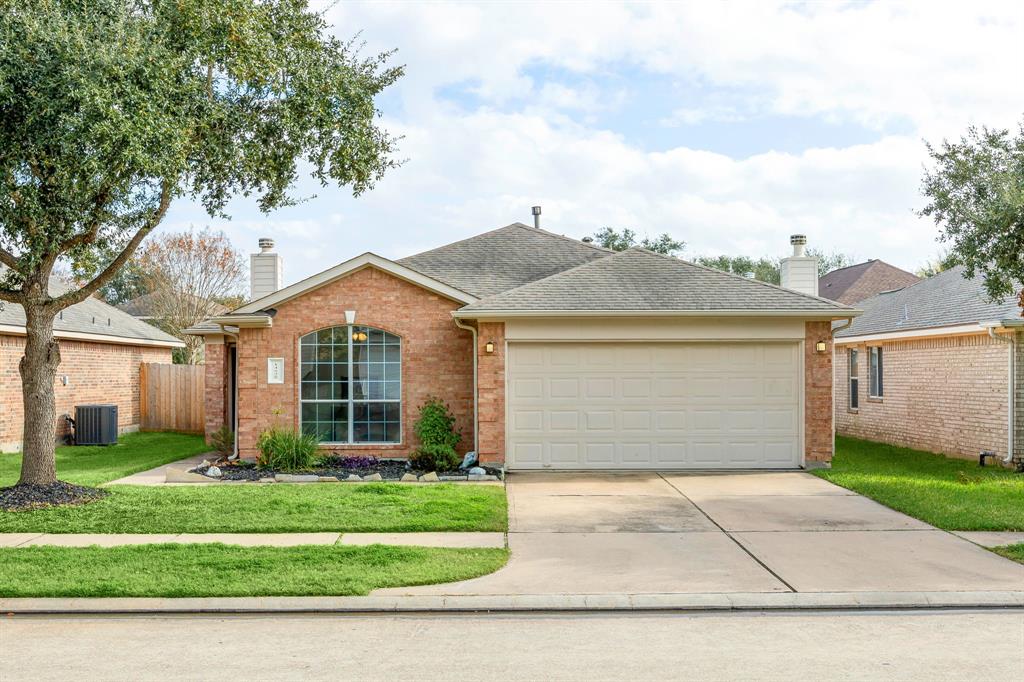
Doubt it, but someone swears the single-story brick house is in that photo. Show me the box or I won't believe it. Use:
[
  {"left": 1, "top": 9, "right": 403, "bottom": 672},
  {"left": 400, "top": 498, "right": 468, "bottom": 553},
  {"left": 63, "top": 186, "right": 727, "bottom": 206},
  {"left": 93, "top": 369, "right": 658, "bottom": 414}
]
[
  {"left": 189, "top": 224, "right": 858, "bottom": 470},
  {"left": 819, "top": 259, "right": 920, "bottom": 305},
  {"left": 0, "top": 277, "right": 184, "bottom": 451},
  {"left": 834, "top": 265, "right": 1023, "bottom": 466}
]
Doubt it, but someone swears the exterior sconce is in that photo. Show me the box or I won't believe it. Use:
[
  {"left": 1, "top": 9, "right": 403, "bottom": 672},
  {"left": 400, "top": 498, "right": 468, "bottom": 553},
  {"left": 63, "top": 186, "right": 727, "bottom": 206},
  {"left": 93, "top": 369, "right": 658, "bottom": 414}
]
[
  {"left": 484, "top": 341, "right": 495, "bottom": 353},
  {"left": 815, "top": 341, "right": 827, "bottom": 353}
]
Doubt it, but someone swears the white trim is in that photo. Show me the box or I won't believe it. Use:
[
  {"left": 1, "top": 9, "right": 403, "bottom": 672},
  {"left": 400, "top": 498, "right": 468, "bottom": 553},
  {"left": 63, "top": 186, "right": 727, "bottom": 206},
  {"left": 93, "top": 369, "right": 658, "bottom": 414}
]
[
  {"left": 0, "top": 324, "right": 184, "bottom": 348},
  {"left": 834, "top": 323, "right": 996, "bottom": 344},
  {"left": 456, "top": 309, "right": 859, "bottom": 320},
  {"left": 234, "top": 252, "right": 478, "bottom": 314},
  {"left": 208, "top": 314, "right": 273, "bottom": 328}
]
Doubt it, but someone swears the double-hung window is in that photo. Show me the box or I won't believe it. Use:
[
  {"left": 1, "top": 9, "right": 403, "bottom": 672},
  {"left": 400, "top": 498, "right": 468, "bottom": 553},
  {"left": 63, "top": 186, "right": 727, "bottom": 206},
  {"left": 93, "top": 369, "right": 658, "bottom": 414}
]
[
  {"left": 848, "top": 348, "right": 859, "bottom": 410},
  {"left": 868, "top": 346, "right": 883, "bottom": 398},
  {"left": 299, "top": 325, "right": 401, "bottom": 444}
]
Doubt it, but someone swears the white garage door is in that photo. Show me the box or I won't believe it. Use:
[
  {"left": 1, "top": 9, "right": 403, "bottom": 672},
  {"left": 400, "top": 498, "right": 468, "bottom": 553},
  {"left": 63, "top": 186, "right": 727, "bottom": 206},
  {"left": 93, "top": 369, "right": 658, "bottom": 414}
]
[{"left": 507, "top": 342, "right": 802, "bottom": 470}]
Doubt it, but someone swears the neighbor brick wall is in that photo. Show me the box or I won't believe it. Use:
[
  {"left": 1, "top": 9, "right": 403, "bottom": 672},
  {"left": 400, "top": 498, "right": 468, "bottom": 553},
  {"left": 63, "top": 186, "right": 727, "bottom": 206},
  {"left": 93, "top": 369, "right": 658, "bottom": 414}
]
[
  {"left": 804, "top": 321, "right": 834, "bottom": 465},
  {"left": 476, "top": 321, "right": 506, "bottom": 466},
  {"left": 0, "top": 333, "right": 172, "bottom": 451},
  {"left": 834, "top": 332, "right": 1010, "bottom": 462},
  {"left": 203, "top": 339, "right": 229, "bottom": 442},
  {"left": 232, "top": 266, "right": 474, "bottom": 460}
]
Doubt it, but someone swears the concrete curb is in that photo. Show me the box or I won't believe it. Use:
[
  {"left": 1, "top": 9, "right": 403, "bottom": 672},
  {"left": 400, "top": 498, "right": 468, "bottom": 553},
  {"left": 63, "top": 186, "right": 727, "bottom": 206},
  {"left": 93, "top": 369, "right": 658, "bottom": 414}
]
[{"left": 4, "top": 591, "right": 1024, "bottom": 614}]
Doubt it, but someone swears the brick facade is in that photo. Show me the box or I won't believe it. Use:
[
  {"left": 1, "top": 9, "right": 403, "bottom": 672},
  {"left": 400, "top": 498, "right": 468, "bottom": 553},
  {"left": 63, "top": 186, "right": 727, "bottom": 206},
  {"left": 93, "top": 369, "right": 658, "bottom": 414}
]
[
  {"left": 204, "top": 339, "right": 229, "bottom": 442},
  {"left": 834, "top": 332, "right": 1014, "bottom": 462},
  {"left": 229, "top": 266, "right": 475, "bottom": 460},
  {"left": 476, "top": 321, "right": 506, "bottom": 466},
  {"left": 0, "top": 334, "right": 172, "bottom": 451},
  {"left": 804, "top": 320, "right": 834, "bottom": 466}
]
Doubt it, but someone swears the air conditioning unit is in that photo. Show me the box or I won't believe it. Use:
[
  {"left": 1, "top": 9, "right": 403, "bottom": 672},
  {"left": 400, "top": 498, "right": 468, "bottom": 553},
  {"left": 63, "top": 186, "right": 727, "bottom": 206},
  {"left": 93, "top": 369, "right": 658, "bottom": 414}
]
[{"left": 74, "top": 404, "right": 118, "bottom": 446}]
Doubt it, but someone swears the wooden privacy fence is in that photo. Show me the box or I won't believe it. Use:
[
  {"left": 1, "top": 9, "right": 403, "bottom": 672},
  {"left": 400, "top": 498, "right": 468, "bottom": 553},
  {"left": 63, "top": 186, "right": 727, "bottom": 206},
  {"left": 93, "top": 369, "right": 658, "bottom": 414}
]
[{"left": 139, "top": 363, "right": 205, "bottom": 434}]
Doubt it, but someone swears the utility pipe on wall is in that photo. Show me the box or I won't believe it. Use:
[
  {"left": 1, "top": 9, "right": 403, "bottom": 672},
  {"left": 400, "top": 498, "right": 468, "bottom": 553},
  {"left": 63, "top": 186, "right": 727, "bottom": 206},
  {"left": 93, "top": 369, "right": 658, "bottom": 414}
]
[
  {"left": 453, "top": 318, "right": 479, "bottom": 454},
  {"left": 986, "top": 324, "right": 1017, "bottom": 464}
]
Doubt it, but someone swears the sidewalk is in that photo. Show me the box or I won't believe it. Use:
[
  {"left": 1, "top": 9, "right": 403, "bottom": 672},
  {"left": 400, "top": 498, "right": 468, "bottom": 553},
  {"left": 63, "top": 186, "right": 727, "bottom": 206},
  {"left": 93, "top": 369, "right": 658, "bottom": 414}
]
[{"left": 0, "top": 532, "right": 506, "bottom": 548}]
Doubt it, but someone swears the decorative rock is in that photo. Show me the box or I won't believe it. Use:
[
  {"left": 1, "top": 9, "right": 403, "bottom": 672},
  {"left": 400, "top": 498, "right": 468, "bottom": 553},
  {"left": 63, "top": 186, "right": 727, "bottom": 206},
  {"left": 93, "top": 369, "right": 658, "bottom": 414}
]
[
  {"left": 165, "top": 467, "right": 215, "bottom": 483},
  {"left": 468, "top": 466, "right": 486, "bottom": 476},
  {"left": 418, "top": 471, "right": 440, "bottom": 483},
  {"left": 400, "top": 473, "right": 418, "bottom": 482},
  {"left": 205, "top": 466, "right": 222, "bottom": 478},
  {"left": 318, "top": 476, "right": 340, "bottom": 482},
  {"left": 275, "top": 473, "right": 320, "bottom": 483},
  {"left": 363, "top": 473, "right": 383, "bottom": 482},
  {"left": 259, "top": 478, "right": 276, "bottom": 484},
  {"left": 439, "top": 475, "right": 468, "bottom": 481},
  {"left": 468, "top": 474, "right": 499, "bottom": 481},
  {"left": 345, "top": 474, "right": 363, "bottom": 482}
]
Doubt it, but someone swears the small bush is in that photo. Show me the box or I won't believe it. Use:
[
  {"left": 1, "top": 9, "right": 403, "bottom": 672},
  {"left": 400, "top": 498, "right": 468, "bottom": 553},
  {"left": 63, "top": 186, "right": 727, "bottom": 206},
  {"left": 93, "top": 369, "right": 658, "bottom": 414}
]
[
  {"left": 209, "top": 426, "right": 234, "bottom": 459},
  {"left": 320, "top": 455, "right": 380, "bottom": 469},
  {"left": 409, "top": 398, "right": 462, "bottom": 472},
  {"left": 256, "top": 428, "right": 319, "bottom": 471}
]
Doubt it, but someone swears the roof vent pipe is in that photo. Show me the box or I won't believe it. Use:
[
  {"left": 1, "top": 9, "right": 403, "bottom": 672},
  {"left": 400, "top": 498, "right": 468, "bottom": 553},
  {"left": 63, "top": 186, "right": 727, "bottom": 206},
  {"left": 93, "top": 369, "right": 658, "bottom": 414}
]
[{"left": 531, "top": 206, "right": 542, "bottom": 229}]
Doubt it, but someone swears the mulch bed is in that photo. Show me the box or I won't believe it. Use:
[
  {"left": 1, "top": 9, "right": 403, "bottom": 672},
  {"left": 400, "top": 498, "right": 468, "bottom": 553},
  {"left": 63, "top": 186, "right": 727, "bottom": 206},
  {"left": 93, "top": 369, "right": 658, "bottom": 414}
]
[
  {"left": 0, "top": 481, "right": 109, "bottom": 512},
  {"left": 195, "top": 458, "right": 503, "bottom": 482}
]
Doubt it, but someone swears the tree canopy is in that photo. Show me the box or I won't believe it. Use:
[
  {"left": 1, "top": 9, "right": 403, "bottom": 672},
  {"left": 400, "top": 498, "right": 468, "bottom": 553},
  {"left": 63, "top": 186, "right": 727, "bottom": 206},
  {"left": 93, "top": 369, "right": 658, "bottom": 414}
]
[
  {"left": 695, "top": 249, "right": 853, "bottom": 284},
  {"left": 920, "top": 121, "right": 1024, "bottom": 303},
  {"left": 592, "top": 227, "right": 685, "bottom": 256},
  {"left": 0, "top": 0, "right": 402, "bottom": 488}
]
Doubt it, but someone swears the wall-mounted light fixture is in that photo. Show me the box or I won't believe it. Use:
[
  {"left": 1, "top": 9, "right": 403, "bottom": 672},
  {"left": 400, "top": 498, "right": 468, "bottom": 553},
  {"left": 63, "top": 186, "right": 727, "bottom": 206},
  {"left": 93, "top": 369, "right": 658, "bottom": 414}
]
[
  {"left": 484, "top": 341, "right": 495, "bottom": 353},
  {"left": 815, "top": 340, "right": 827, "bottom": 353}
]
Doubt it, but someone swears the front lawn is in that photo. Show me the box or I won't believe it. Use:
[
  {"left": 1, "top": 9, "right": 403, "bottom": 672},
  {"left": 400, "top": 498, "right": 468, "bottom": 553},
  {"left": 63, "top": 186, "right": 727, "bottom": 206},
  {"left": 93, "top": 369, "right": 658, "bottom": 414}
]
[
  {"left": 0, "top": 483, "right": 508, "bottom": 533},
  {"left": 0, "top": 431, "right": 209, "bottom": 487},
  {"left": 0, "top": 543, "right": 508, "bottom": 597},
  {"left": 992, "top": 544, "right": 1024, "bottom": 565},
  {"left": 816, "top": 436, "right": 1024, "bottom": 531}
]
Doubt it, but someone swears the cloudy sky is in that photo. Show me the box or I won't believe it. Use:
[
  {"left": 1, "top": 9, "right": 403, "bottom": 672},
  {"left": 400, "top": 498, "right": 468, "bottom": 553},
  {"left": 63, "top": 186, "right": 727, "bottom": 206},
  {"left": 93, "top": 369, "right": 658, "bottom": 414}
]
[{"left": 164, "top": 0, "right": 1024, "bottom": 284}]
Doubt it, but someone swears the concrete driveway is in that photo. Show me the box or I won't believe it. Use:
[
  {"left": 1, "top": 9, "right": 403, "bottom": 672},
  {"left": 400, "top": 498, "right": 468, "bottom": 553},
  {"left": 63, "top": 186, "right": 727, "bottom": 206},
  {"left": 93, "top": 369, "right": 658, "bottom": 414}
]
[{"left": 378, "top": 471, "right": 1024, "bottom": 596}]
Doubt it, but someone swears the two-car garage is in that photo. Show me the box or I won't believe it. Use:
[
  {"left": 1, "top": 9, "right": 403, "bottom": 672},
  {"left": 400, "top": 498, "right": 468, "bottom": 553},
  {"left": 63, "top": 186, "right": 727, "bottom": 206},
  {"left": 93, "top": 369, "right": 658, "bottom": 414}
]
[{"left": 506, "top": 340, "right": 803, "bottom": 470}]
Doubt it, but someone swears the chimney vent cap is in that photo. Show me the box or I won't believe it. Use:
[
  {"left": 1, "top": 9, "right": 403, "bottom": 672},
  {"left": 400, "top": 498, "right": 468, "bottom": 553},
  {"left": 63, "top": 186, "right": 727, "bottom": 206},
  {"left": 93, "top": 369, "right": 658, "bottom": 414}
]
[
  {"left": 258, "top": 237, "right": 275, "bottom": 252},
  {"left": 790, "top": 234, "right": 807, "bottom": 245}
]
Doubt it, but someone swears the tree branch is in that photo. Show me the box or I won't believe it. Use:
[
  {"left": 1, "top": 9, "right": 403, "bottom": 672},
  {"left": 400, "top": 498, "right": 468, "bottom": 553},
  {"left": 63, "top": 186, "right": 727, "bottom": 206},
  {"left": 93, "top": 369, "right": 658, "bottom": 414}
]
[
  {"left": 0, "top": 246, "right": 17, "bottom": 269},
  {"left": 51, "top": 181, "right": 173, "bottom": 309},
  {"left": 58, "top": 186, "right": 112, "bottom": 252}
]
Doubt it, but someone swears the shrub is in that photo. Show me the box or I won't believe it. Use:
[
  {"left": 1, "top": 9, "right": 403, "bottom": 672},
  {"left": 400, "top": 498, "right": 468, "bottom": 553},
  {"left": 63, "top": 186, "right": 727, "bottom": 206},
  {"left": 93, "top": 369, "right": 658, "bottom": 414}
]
[
  {"left": 409, "top": 398, "right": 462, "bottom": 472},
  {"left": 256, "top": 428, "right": 319, "bottom": 471},
  {"left": 320, "top": 454, "right": 380, "bottom": 469},
  {"left": 209, "top": 425, "right": 234, "bottom": 459}
]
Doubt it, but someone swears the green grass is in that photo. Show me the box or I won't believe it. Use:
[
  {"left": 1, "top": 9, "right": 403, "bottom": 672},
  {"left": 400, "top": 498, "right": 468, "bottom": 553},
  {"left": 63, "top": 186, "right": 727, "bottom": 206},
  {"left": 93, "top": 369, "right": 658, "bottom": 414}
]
[
  {"left": 992, "top": 544, "right": 1024, "bottom": 565},
  {"left": 0, "top": 483, "right": 508, "bottom": 533},
  {"left": 0, "top": 543, "right": 509, "bottom": 597},
  {"left": 815, "top": 436, "right": 1024, "bottom": 531},
  {"left": 0, "top": 431, "right": 210, "bottom": 487}
]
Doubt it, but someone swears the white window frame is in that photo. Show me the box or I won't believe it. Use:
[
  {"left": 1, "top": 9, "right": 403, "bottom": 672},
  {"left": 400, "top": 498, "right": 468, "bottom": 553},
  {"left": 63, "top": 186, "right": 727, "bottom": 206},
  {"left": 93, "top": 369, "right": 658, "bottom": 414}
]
[
  {"left": 298, "top": 325, "right": 402, "bottom": 445},
  {"left": 868, "top": 346, "right": 883, "bottom": 398},
  {"left": 848, "top": 348, "right": 859, "bottom": 410}
]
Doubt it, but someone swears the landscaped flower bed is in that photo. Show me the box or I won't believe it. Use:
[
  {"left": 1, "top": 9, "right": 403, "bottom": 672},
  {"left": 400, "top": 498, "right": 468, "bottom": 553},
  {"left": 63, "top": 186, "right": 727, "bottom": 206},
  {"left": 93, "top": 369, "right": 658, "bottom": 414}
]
[{"left": 191, "top": 455, "right": 502, "bottom": 483}]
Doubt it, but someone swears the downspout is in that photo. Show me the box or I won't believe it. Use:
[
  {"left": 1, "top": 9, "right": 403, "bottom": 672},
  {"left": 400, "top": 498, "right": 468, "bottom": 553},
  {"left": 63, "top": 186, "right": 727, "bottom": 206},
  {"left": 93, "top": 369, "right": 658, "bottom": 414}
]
[
  {"left": 986, "top": 324, "right": 1016, "bottom": 464},
  {"left": 453, "top": 317, "right": 479, "bottom": 455}
]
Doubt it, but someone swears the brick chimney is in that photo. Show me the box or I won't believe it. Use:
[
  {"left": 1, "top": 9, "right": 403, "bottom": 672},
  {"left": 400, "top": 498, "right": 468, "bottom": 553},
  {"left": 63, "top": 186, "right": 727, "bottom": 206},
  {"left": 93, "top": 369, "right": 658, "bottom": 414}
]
[
  {"left": 250, "top": 237, "right": 283, "bottom": 301},
  {"left": 780, "top": 234, "right": 819, "bottom": 296}
]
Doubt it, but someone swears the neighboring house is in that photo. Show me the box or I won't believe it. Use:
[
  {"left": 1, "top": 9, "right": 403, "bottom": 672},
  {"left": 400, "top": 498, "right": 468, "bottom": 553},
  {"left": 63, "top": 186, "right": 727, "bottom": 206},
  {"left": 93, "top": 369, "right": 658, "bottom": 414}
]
[
  {"left": 188, "top": 225, "right": 857, "bottom": 471},
  {"left": 819, "top": 260, "right": 920, "bottom": 305},
  {"left": 834, "top": 265, "right": 1023, "bottom": 466},
  {"left": 0, "top": 278, "right": 183, "bottom": 452},
  {"left": 117, "top": 292, "right": 229, "bottom": 322}
]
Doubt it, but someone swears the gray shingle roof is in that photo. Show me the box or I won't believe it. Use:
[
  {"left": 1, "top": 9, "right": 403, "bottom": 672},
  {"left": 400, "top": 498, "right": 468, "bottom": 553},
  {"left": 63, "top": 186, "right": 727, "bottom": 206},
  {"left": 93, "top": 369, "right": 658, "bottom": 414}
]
[
  {"left": 397, "top": 223, "right": 612, "bottom": 297},
  {"left": 0, "top": 277, "right": 183, "bottom": 346},
  {"left": 458, "top": 247, "right": 855, "bottom": 314},
  {"left": 818, "top": 260, "right": 919, "bottom": 305},
  {"left": 835, "top": 265, "right": 1021, "bottom": 337}
]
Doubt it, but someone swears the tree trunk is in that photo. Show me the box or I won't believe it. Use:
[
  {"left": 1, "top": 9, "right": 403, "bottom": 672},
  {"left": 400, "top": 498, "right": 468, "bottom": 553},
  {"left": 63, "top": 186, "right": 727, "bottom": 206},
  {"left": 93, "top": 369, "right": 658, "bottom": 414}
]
[{"left": 17, "top": 306, "right": 62, "bottom": 486}]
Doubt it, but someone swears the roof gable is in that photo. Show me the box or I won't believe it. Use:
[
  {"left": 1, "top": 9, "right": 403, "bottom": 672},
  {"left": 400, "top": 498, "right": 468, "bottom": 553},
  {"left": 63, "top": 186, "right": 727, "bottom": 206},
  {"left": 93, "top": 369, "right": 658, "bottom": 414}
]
[
  {"left": 836, "top": 265, "right": 1021, "bottom": 337},
  {"left": 232, "top": 252, "right": 477, "bottom": 315},
  {"left": 457, "top": 247, "right": 856, "bottom": 316},
  {"left": 819, "top": 260, "right": 919, "bottom": 304},
  {"left": 397, "top": 223, "right": 612, "bottom": 297}
]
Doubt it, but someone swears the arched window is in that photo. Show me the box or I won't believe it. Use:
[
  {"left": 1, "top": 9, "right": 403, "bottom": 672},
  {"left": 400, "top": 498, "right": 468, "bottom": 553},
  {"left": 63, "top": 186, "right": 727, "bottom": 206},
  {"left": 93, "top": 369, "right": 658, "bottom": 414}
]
[{"left": 299, "top": 326, "right": 401, "bottom": 443}]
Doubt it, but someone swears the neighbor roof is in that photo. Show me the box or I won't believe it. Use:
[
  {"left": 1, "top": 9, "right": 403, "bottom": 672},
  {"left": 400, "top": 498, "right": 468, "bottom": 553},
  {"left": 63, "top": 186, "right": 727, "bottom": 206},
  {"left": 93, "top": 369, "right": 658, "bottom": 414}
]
[
  {"left": 117, "top": 292, "right": 228, "bottom": 320},
  {"left": 835, "top": 265, "right": 1021, "bottom": 338},
  {"left": 397, "top": 223, "right": 612, "bottom": 297},
  {"left": 818, "top": 260, "right": 919, "bottom": 305},
  {"left": 457, "top": 247, "right": 857, "bottom": 316},
  {"left": 0, "top": 277, "right": 184, "bottom": 347}
]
